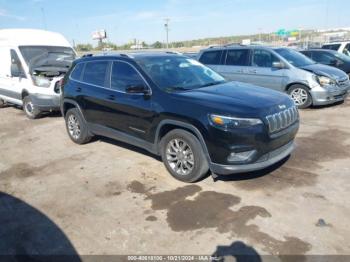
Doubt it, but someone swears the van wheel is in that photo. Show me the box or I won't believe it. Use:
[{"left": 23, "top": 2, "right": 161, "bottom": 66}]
[
  {"left": 160, "top": 129, "right": 209, "bottom": 183},
  {"left": 65, "top": 108, "right": 92, "bottom": 144},
  {"left": 23, "top": 96, "right": 41, "bottom": 119},
  {"left": 0, "top": 99, "right": 5, "bottom": 108},
  {"left": 288, "top": 85, "right": 312, "bottom": 109}
]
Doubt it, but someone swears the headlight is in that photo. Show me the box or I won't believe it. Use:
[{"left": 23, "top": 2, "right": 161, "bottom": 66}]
[
  {"left": 33, "top": 76, "right": 51, "bottom": 87},
  {"left": 314, "top": 75, "right": 336, "bottom": 87},
  {"left": 209, "top": 114, "right": 262, "bottom": 130}
]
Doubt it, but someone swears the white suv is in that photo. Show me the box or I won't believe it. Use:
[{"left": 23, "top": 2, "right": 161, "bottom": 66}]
[
  {"left": 0, "top": 29, "right": 76, "bottom": 119},
  {"left": 322, "top": 41, "right": 350, "bottom": 57}
]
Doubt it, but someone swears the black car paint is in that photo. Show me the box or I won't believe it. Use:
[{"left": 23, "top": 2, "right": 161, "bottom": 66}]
[
  {"left": 301, "top": 50, "right": 350, "bottom": 75},
  {"left": 62, "top": 54, "right": 298, "bottom": 172}
]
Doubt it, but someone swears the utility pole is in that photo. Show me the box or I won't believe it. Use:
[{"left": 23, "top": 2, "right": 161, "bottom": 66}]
[
  {"left": 164, "top": 18, "right": 170, "bottom": 49},
  {"left": 41, "top": 7, "right": 47, "bottom": 30}
]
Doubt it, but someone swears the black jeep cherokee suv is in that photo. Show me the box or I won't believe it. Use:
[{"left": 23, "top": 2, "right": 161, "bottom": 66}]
[{"left": 61, "top": 52, "right": 299, "bottom": 182}]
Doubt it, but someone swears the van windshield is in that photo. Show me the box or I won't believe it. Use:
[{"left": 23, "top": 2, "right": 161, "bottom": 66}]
[
  {"left": 19, "top": 46, "right": 76, "bottom": 71},
  {"left": 275, "top": 48, "right": 316, "bottom": 67},
  {"left": 135, "top": 56, "right": 226, "bottom": 91}
]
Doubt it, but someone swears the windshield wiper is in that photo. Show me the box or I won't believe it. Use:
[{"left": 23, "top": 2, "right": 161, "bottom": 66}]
[
  {"left": 200, "top": 81, "right": 225, "bottom": 88},
  {"left": 164, "top": 86, "right": 190, "bottom": 92}
]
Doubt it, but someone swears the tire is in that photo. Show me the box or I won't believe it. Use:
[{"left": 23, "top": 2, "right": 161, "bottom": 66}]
[
  {"left": 160, "top": 129, "right": 209, "bottom": 183},
  {"left": 287, "top": 85, "right": 312, "bottom": 109},
  {"left": 23, "top": 96, "right": 41, "bottom": 119},
  {"left": 0, "top": 99, "right": 5, "bottom": 108},
  {"left": 65, "top": 108, "right": 92, "bottom": 144}
]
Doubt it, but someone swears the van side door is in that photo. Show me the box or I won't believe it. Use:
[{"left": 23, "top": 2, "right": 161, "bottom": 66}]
[
  {"left": 217, "top": 49, "right": 251, "bottom": 83},
  {"left": 248, "top": 49, "right": 285, "bottom": 91}
]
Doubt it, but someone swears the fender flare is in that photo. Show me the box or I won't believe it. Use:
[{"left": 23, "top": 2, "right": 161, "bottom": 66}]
[
  {"left": 61, "top": 99, "right": 87, "bottom": 123},
  {"left": 154, "top": 119, "right": 212, "bottom": 163}
]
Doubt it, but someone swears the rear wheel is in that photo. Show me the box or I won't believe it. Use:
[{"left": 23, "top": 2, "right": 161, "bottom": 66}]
[
  {"left": 0, "top": 99, "right": 5, "bottom": 108},
  {"left": 288, "top": 85, "right": 312, "bottom": 109},
  {"left": 65, "top": 108, "right": 92, "bottom": 144},
  {"left": 160, "top": 129, "right": 209, "bottom": 183},
  {"left": 23, "top": 96, "right": 41, "bottom": 119}
]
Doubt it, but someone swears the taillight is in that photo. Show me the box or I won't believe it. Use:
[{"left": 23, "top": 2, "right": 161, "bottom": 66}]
[{"left": 54, "top": 79, "right": 64, "bottom": 94}]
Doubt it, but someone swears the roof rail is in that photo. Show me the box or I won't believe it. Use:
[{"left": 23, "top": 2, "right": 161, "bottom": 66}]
[{"left": 165, "top": 51, "right": 182, "bottom": 55}]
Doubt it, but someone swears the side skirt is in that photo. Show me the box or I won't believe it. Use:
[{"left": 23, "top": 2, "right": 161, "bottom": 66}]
[{"left": 87, "top": 123, "right": 158, "bottom": 155}]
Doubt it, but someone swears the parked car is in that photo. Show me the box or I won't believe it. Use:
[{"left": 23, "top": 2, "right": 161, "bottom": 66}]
[
  {"left": 301, "top": 49, "right": 350, "bottom": 77},
  {"left": 198, "top": 45, "right": 350, "bottom": 108},
  {"left": 322, "top": 41, "right": 350, "bottom": 56},
  {"left": 0, "top": 29, "right": 76, "bottom": 119},
  {"left": 61, "top": 52, "right": 299, "bottom": 182}
]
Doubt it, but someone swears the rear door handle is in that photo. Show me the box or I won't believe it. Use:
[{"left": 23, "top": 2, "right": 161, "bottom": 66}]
[{"left": 248, "top": 70, "right": 257, "bottom": 74}]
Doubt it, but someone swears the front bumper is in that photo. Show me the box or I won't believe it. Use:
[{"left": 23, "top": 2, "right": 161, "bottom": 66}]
[
  {"left": 311, "top": 85, "right": 350, "bottom": 106},
  {"left": 30, "top": 94, "right": 61, "bottom": 111},
  {"left": 209, "top": 141, "right": 295, "bottom": 175}
]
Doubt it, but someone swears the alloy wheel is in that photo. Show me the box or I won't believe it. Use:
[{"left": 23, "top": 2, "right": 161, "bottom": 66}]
[
  {"left": 67, "top": 114, "right": 81, "bottom": 140},
  {"left": 166, "top": 138, "right": 195, "bottom": 176}
]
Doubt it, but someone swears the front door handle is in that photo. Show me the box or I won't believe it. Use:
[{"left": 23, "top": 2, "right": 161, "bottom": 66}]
[
  {"left": 76, "top": 87, "right": 82, "bottom": 92},
  {"left": 107, "top": 94, "right": 115, "bottom": 100}
]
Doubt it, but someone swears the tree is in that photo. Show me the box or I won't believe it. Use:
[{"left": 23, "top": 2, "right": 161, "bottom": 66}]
[
  {"left": 75, "top": 44, "right": 93, "bottom": 52},
  {"left": 152, "top": 41, "right": 163, "bottom": 49}
]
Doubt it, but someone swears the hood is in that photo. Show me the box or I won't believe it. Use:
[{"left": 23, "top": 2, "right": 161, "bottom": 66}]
[
  {"left": 176, "top": 81, "right": 294, "bottom": 116},
  {"left": 300, "top": 63, "right": 348, "bottom": 81}
]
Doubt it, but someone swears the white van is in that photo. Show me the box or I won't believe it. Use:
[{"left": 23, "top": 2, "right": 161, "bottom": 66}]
[
  {"left": 322, "top": 41, "right": 350, "bottom": 57},
  {"left": 0, "top": 29, "right": 76, "bottom": 119}
]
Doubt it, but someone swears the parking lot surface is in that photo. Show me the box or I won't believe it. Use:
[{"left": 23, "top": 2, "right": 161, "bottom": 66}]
[{"left": 0, "top": 99, "right": 350, "bottom": 258}]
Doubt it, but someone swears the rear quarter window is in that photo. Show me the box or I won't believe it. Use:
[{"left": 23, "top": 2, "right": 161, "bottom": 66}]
[
  {"left": 199, "top": 51, "right": 223, "bottom": 65},
  {"left": 70, "top": 63, "right": 84, "bottom": 81},
  {"left": 322, "top": 44, "right": 341, "bottom": 51}
]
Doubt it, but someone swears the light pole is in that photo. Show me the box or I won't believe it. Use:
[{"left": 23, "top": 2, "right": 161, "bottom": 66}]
[
  {"left": 41, "top": 7, "right": 47, "bottom": 30},
  {"left": 164, "top": 18, "right": 170, "bottom": 49}
]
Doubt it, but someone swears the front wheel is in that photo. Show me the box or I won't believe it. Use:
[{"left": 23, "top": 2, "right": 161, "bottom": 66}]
[
  {"left": 288, "top": 85, "right": 312, "bottom": 109},
  {"left": 160, "top": 129, "right": 209, "bottom": 183},
  {"left": 23, "top": 96, "right": 41, "bottom": 119},
  {"left": 0, "top": 99, "right": 5, "bottom": 108}
]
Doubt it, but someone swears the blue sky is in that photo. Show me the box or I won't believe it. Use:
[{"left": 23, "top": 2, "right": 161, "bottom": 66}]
[{"left": 0, "top": 0, "right": 349, "bottom": 45}]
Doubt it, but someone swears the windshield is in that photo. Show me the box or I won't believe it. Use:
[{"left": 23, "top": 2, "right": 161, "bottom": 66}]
[
  {"left": 19, "top": 46, "right": 76, "bottom": 71},
  {"left": 275, "top": 48, "right": 315, "bottom": 67},
  {"left": 135, "top": 56, "right": 226, "bottom": 91},
  {"left": 334, "top": 52, "right": 350, "bottom": 62}
]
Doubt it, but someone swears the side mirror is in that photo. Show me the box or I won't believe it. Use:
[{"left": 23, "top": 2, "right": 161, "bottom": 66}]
[
  {"left": 126, "top": 84, "right": 149, "bottom": 94},
  {"left": 272, "top": 61, "right": 285, "bottom": 69}
]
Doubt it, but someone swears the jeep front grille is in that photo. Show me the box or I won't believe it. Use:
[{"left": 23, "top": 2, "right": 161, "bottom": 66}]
[{"left": 266, "top": 106, "right": 299, "bottom": 133}]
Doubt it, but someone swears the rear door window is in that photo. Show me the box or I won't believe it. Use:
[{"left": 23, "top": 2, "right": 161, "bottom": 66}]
[
  {"left": 82, "top": 61, "right": 109, "bottom": 87},
  {"left": 252, "top": 50, "right": 279, "bottom": 68},
  {"left": 199, "top": 51, "right": 223, "bottom": 65},
  {"left": 225, "top": 49, "right": 250, "bottom": 66}
]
